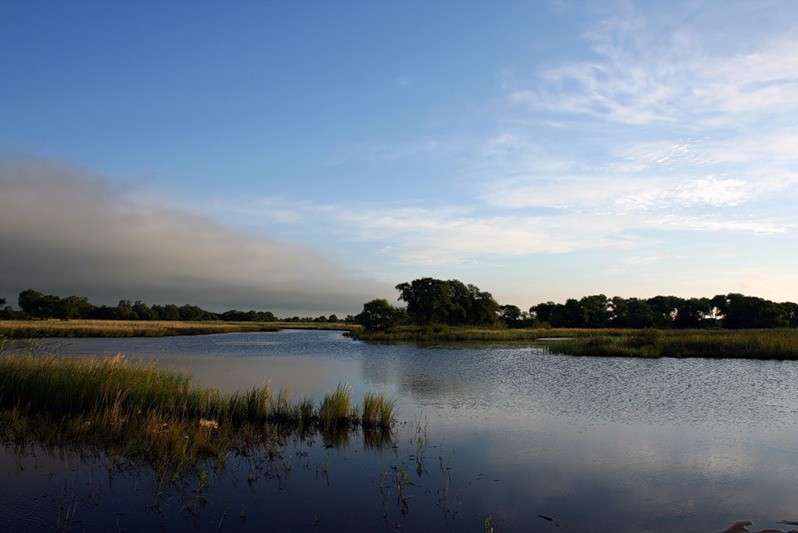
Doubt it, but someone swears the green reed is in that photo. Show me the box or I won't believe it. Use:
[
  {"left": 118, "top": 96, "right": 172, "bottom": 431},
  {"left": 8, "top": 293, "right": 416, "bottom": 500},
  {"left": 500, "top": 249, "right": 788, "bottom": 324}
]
[
  {"left": 362, "top": 391, "right": 396, "bottom": 429},
  {"left": 0, "top": 353, "right": 397, "bottom": 477},
  {"left": 318, "top": 383, "right": 354, "bottom": 431}
]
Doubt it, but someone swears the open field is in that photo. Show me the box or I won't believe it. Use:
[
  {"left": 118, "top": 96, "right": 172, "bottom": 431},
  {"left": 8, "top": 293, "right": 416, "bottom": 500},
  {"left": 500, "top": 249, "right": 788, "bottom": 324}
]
[
  {"left": 0, "top": 319, "right": 358, "bottom": 338},
  {"left": 0, "top": 353, "right": 394, "bottom": 478},
  {"left": 349, "top": 325, "right": 798, "bottom": 359}
]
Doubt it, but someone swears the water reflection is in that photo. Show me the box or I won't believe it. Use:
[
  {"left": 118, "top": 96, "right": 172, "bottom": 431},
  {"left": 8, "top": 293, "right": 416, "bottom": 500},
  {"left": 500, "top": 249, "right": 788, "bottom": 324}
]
[{"left": 4, "top": 330, "right": 798, "bottom": 531}]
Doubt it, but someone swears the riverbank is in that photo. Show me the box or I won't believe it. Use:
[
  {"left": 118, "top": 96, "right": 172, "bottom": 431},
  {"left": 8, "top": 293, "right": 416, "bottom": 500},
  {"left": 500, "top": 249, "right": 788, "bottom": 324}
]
[
  {"left": 349, "top": 325, "right": 798, "bottom": 359},
  {"left": 4, "top": 320, "right": 797, "bottom": 359},
  {"left": 0, "top": 319, "right": 359, "bottom": 338}
]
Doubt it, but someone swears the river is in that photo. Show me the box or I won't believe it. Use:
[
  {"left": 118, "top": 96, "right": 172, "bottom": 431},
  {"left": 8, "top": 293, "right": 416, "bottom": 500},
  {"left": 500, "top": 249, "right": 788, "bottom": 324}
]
[{"left": 2, "top": 329, "right": 797, "bottom": 532}]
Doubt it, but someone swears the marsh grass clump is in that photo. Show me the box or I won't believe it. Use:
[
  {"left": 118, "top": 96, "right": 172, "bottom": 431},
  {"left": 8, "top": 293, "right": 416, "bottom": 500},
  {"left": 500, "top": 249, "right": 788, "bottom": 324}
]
[
  {"left": 0, "top": 354, "right": 396, "bottom": 478},
  {"left": 318, "top": 384, "right": 354, "bottom": 431},
  {"left": 362, "top": 391, "right": 396, "bottom": 429}
]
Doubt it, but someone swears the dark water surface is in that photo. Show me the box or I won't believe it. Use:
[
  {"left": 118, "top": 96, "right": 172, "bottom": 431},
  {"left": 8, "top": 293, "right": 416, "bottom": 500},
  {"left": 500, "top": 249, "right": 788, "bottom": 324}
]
[{"left": 3, "top": 330, "right": 798, "bottom": 532}]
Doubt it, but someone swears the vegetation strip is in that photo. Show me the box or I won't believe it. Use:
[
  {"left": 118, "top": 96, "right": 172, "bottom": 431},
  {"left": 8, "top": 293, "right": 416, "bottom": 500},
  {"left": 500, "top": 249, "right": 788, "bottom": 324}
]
[
  {"left": 0, "top": 319, "right": 357, "bottom": 338},
  {"left": 0, "top": 354, "right": 395, "bottom": 477},
  {"left": 349, "top": 325, "right": 798, "bottom": 359}
]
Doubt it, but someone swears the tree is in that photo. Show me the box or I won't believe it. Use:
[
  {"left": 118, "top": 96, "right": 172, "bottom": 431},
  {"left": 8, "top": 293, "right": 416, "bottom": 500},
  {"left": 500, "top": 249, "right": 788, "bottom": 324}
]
[
  {"left": 782, "top": 301, "right": 798, "bottom": 327},
  {"left": 0, "top": 297, "right": 14, "bottom": 319},
  {"left": 500, "top": 304, "right": 523, "bottom": 327},
  {"left": 464, "top": 283, "right": 500, "bottom": 326},
  {"left": 560, "top": 298, "right": 586, "bottom": 327},
  {"left": 610, "top": 297, "right": 654, "bottom": 328},
  {"left": 178, "top": 304, "right": 217, "bottom": 321},
  {"left": 57, "top": 295, "right": 93, "bottom": 320},
  {"left": 647, "top": 296, "right": 681, "bottom": 328},
  {"left": 114, "top": 300, "right": 138, "bottom": 320},
  {"left": 18, "top": 289, "right": 60, "bottom": 319},
  {"left": 397, "top": 278, "right": 441, "bottom": 325},
  {"left": 530, "top": 302, "right": 557, "bottom": 325},
  {"left": 355, "top": 299, "right": 406, "bottom": 330},
  {"left": 152, "top": 304, "right": 181, "bottom": 321},
  {"left": 579, "top": 294, "right": 611, "bottom": 327},
  {"left": 396, "top": 278, "right": 460, "bottom": 325},
  {"left": 712, "top": 293, "right": 787, "bottom": 329},
  {"left": 132, "top": 300, "right": 157, "bottom": 320},
  {"left": 395, "top": 278, "right": 498, "bottom": 327},
  {"left": 674, "top": 297, "right": 712, "bottom": 328}
]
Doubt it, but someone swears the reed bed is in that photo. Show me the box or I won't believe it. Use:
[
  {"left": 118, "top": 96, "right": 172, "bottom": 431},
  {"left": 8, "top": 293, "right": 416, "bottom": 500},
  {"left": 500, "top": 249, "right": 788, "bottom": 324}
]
[
  {"left": 348, "top": 325, "right": 628, "bottom": 344},
  {"left": 350, "top": 325, "right": 798, "bottom": 359},
  {"left": 0, "top": 353, "right": 396, "bottom": 477},
  {"left": 543, "top": 329, "right": 798, "bottom": 359}
]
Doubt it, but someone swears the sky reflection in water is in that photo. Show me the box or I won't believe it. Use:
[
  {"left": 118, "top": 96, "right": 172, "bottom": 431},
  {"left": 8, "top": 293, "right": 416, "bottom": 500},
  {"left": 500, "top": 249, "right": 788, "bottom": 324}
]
[{"left": 3, "top": 330, "right": 798, "bottom": 532}]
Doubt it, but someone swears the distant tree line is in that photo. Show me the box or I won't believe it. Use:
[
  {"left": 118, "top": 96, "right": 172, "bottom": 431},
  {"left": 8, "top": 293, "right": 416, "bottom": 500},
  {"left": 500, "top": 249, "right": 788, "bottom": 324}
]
[
  {"left": 0, "top": 289, "right": 339, "bottom": 323},
  {"left": 355, "top": 279, "right": 798, "bottom": 331},
  {"left": 526, "top": 293, "right": 798, "bottom": 330}
]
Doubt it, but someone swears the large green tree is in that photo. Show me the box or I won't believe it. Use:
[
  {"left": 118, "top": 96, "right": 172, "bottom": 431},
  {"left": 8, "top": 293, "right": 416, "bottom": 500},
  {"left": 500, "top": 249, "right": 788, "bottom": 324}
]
[
  {"left": 712, "top": 293, "right": 788, "bottom": 329},
  {"left": 395, "top": 278, "right": 498, "bottom": 327},
  {"left": 18, "top": 289, "right": 61, "bottom": 319},
  {"left": 579, "top": 294, "right": 611, "bottom": 327},
  {"left": 610, "top": 297, "right": 654, "bottom": 328},
  {"left": 674, "top": 297, "right": 713, "bottom": 328},
  {"left": 57, "top": 295, "right": 93, "bottom": 320}
]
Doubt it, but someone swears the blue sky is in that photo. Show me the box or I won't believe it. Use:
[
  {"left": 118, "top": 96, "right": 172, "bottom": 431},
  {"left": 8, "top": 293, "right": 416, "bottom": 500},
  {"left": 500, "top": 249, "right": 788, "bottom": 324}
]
[{"left": 2, "top": 1, "right": 797, "bottom": 315}]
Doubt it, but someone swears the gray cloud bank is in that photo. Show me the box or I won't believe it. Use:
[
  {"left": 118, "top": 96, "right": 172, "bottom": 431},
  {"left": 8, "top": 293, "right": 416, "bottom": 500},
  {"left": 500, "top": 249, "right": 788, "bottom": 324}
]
[{"left": 0, "top": 158, "right": 385, "bottom": 315}]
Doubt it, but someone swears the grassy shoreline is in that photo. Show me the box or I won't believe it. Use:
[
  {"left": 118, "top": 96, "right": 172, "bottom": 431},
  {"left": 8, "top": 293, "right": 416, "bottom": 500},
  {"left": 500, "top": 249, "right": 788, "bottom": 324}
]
[
  {"left": 3, "top": 320, "right": 797, "bottom": 359},
  {"left": 0, "top": 319, "right": 359, "bottom": 338},
  {"left": 349, "top": 325, "right": 798, "bottom": 359},
  {"left": 0, "top": 353, "right": 395, "bottom": 478}
]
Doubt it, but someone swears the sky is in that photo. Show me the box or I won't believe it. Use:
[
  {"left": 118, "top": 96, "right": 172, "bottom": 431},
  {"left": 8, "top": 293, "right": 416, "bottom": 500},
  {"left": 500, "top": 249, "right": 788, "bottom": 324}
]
[{"left": 2, "top": 1, "right": 798, "bottom": 316}]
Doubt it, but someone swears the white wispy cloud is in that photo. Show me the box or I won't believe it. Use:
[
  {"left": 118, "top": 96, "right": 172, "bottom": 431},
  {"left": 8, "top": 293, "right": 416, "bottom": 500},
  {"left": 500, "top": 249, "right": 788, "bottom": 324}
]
[
  {"left": 185, "top": 2, "right": 798, "bottom": 279},
  {"left": 509, "top": 11, "right": 798, "bottom": 127}
]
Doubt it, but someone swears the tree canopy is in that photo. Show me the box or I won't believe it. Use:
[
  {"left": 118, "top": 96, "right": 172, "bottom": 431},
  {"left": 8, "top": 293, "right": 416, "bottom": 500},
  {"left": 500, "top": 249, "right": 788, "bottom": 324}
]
[
  {"left": 354, "top": 299, "right": 406, "bottom": 330},
  {"left": 530, "top": 293, "right": 797, "bottom": 330},
  {"left": 395, "top": 278, "right": 499, "bottom": 327}
]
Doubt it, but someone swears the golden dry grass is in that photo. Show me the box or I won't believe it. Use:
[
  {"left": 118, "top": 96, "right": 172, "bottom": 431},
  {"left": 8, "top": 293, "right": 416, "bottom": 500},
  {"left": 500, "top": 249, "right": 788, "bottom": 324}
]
[
  {"left": 0, "top": 319, "right": 273, "bottom": 337},
  {"left": 0, "top": 319, "right": 358, "bottom": 338}
]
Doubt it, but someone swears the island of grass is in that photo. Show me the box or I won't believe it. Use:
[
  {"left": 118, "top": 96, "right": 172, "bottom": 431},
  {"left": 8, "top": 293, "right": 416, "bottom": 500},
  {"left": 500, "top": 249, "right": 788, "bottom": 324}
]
[{"left": 348, "top": 325, "right": 798, "bottom": 359}]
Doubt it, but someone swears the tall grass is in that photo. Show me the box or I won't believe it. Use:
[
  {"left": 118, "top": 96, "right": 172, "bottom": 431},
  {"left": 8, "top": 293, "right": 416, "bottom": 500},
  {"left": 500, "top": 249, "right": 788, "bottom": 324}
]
[
  {"left": 362, "top": 391, "right": 396, "bottom": 428},
  {"left": 348, "top": 325, "right": 625, "bottom": 344},
  {"left": 0, "top": 319, "right": 360, "bottom": 339},
  {"left": 0, "top": 354, "right": 396, "bottom": 477},
  {"left": 0, "top": 319, "right": 278, "bottom": 338},
  {"left": 318, "top": 383, "right": 354, "bottom": 431},
  {"left": 544, "top": 329, "right": 798, "bottom": 359},
  {"left": 348, "top": 325, "right": 798, "bottom": 359}
]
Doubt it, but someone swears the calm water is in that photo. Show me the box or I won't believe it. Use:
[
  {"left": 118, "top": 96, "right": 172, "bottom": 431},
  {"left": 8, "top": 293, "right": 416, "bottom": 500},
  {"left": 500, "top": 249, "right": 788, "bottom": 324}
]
[{"left": 3, "top": 330, "right": 798, "bottom": 532}]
